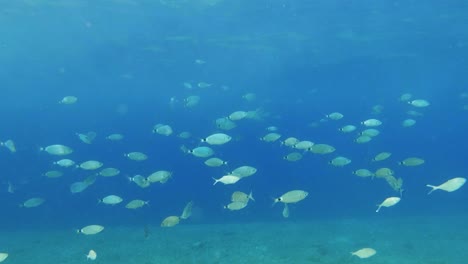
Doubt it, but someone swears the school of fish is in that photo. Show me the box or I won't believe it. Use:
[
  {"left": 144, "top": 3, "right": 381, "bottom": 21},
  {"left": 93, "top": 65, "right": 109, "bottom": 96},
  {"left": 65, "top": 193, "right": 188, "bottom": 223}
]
[{"left": 1, "top": 86, "right": 466, "bottom": 263}]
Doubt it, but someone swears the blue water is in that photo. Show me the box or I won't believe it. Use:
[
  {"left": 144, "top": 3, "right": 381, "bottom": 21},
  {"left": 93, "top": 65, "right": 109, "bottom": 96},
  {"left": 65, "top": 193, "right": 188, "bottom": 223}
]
[{"left": 1, "top": 0, "right": 467, "bottom": 247}]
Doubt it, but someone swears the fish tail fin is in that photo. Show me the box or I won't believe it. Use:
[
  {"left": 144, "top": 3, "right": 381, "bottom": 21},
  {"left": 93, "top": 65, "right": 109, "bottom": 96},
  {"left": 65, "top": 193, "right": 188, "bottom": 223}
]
[
  {"left": 180, "top": 145, "right": 189, "bottom": 154},
  {"left": 249, "top": 191, "right": 255, "bottom": 202},
  {"left": 212, "top": 178, "right": 218, "bottom": 185},
  {"left": 426, "top": 184, "right": 437, "bottom": 194},
  {"left": 271, "top": 197, "right": 279, "bottom": 207},
  {"left": 375, "top": 205, "right": 381, "bottom": 213}
]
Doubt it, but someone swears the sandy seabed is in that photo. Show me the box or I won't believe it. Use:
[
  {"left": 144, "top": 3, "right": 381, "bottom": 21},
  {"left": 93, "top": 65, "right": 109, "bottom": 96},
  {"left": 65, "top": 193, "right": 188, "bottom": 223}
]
[{"left": 1, "top": 214, "right": 466, "bottom": 264}]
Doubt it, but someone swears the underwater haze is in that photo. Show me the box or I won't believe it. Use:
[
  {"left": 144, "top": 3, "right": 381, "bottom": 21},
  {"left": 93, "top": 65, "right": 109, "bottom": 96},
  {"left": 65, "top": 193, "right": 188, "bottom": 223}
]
[{"left": 1, "top": 0, "right": 468, "bottom": 263}]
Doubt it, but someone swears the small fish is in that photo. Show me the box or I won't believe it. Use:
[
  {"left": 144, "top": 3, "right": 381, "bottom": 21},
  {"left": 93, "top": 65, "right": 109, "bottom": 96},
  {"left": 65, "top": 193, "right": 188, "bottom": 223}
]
[
  {"left": 293, "top": 140, "right": 314, "bottom": 150},
  {"left": 197, "top": 82, "right": 212, "bottom": 88},
  {"left": 153, "top": 124, "right": 173, "bottom": 136},
  {"left": 106, "top": 133, "right": 124, "bottom": 141},
  {"left": 70, "top": 181, "right": 90, "bottom": 194},
  {"left": 261, "top": 133, "right": 281, "bottom": 142},
  {"left": 376, "top": 197, "right": 401, "bottom": 212},
  {"left": 309, "top": 144, "right": 335, "bottom": 154},
  {"left": 54, "top": 158, "right": 75, "bottom": 167},
  {"left": 99, "top": 167, "right": 120, "bottom": 177},
  {"left": 204, "top": 157, "right": 228, "bottom": 167},
  {"left": 402, "top": 118, "right": 416, "bottom": 127},
  {"left": 282, "top": 137, "right": 299, "bottom": 147},
  {"left": 43, "top": 170, "right": 64, "bottom": 178},
  {"left": 266, "top": 126, "right": 278, "bottom": 131},
  {"left": 231, "top": 191, "right": 255, "bottom": 203},
  {"left": 230, "top": 166, "right": 257, "bottom": 178},
  {"left": 399, "top": 157, "right": 424, "bottom": 166},
  {"left": 99, "top": 195, "right": 123, "bottom": 205},
  {"left": 427, "top": 177, "right": 466, "bottom": 194},
  {"left": 375, "top": 167, "right": 394, "bottom": 178},
  {"left": 125, "top": 152, "right": 148, "bottom": 161},
  {"left": 161, "top": 216, "right": 180, "bottom": 227},
  {"left": 371, "top": 104, "right": 384, "bottom": 114},
  {"left": 184, "top": 95, "right": 200, "bottom": 107},
  {"left": 182, "top": 146, "right": 214, "bottom": 158},
  {"left": 224, "top": 201, "right": 248, "bottom": 211},
  {"left": 284, "top": 152, "right": 303, "bottom": 162},
  {"left": 372, "top": 152, "right": 392, "bottom": 162},
  {"left": 329, "top": 156, "right": 351, "bottom": 167},
  {"left": 77, "top": 131, "right": 97, "bottom": 144},
  {"left": 180, "top": 201, "right": 194, "bottom": 219},
  {"left": 129, "top": 175, "right": 151, "bottom": 188},
  {"left": 355, "top": 135, "right": 372, "bottom": 144},
  {"left": 202, "top": 133, "right": 232, "bottom": 145},
  {"left": 86, "top": 250, "right": 97, "bottom": 260},
  {"left": 79, "top": 160, "right": 103, "bottom": 170},
  {"left": 215, "top": 117, "right": 237, "bottom": 130},
  {"left": 326, "top": 112, "right": 344, "bottom": 120},
  {"left": 409, "top": 99, "right": 430, "bottom": 107},
  {"left": 213, "top": 175, "right": 241, "bottom": 185},
  {"left": 351, "top": 248, "right": 376, "bottom": 259},
  {"left": 339, "top": 125, "right": 356, "bottom": 133},
  {"left": 77, "top": 225, "right": 104, "bottom": 235},
  {"left": 41, "top": 144, "right": 73, "bottom": 156},
  {"left": 147, "top": 170, "right": 172, "bottom": 184},
  {"left": 353, "top": 169, "right": 374, "bottom": 178},
  {"left": 228, "top": 111, "right": 248, "bottom": 121},
  {"left": 399, "top": 93, "right": 412, "bottom": 102},
  {"left": 20, "top": 197, "right": 45, "bottom": 208},
  {"left": 274, "top": 190, "right": 308, "bottom": 204},
  {"left": 125, "top": 199, "right": 149, "bottom": 209},
  {"left": 59, "top": 95, "right": 78, "bottom": 104},
  {"left": 360, "top": 128, "right": 380, "bottom": 137},
  {"left": 361, "top": 118, "right": 382, "bottom": 127}
]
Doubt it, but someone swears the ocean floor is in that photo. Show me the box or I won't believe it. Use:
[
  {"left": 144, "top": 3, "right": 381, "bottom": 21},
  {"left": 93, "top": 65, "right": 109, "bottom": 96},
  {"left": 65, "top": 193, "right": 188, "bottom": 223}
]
[{"left": 1, "top": 214, "right": 467, "bottom": 264}]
